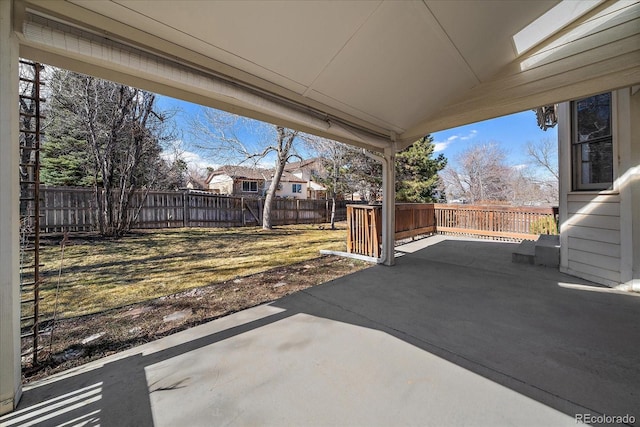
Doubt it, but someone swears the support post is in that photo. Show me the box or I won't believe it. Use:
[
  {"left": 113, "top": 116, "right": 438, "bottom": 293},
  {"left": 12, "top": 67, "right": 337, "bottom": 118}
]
[
  {"left": 381, "top": 143, "right": 396, "bottom": 266},
  {"left": 0, "top": 0, "right": 22, "bottom": 414}
]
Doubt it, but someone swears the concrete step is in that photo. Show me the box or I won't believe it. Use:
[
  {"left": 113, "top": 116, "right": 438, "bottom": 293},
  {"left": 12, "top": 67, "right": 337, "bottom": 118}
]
[
  {"left": 535, "top": 234, "right": 560, "bottom": 267},
  {"left": 512, "top": 240, "right": 535, "bottom": 265}
]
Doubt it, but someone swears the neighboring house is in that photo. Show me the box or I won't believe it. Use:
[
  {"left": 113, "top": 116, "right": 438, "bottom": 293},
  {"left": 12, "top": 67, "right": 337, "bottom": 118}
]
[
  {"left": 205, "top": 166, "right": 269, "bottom": 197},
  {"left": 557, "top": 87, "right": 639, "bottom": 289},
  {"left": 185, "top": 176, "right": 208, "bottom": 191},
  {"left": 269, "top": 171, "right": 308, "bottom": 200},
  {"left": 284, "top": 158, "right": 327, "bottom": 200},
  {"left": 205, "top": 165, "right": 313, "bottom": 199}
]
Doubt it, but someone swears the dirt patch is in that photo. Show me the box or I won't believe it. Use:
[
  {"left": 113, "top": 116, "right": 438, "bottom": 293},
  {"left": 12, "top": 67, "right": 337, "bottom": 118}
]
[{"left": 22, "top": 255, "right": 370, "bottom": 383}]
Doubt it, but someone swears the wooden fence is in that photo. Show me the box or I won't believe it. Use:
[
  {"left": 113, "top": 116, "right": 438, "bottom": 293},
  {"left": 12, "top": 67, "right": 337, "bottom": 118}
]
[
  {"left": 347, "top": 203, "right": 558, "bottom": 258},
  {"left": 38, "top": 186, "right": 352, "bottom": 233}
]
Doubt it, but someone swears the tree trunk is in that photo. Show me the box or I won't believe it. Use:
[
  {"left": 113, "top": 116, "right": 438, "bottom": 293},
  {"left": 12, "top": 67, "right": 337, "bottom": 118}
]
[
  {"left": 330, "top": 192, "right": 336, "bottom": 230},
  {"left": 263, "top": 158, "right": 286, "bottom": 230}
]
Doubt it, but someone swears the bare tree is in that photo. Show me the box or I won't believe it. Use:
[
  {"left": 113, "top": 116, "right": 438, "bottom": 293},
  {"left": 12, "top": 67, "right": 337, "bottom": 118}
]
[
  {"left": 308, "top": 137, "right": 352, "bottom": 229},
  {"left": 442, "top": 141, "right": 559, "bottom": 206},
  {"left": 526, "top": 137, "right": 559, "bottom": 181},
  {"left": 191, "top": 109, "right": 304, "bottom": 229},
  {"left": 442, "top": 143, "right": 512, "bottom": 204},
  {"left": 522, "top": 137, "right": 559, "bottom": 204},
  {"left": 46, "top": 69, "right": 173, "bottom": 236}
]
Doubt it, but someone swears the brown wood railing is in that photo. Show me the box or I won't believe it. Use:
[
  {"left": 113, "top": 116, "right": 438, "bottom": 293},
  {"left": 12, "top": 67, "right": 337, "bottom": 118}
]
[
  {"left": 434, "top": 204, "right": 557, "bottom": 241},
  {"left": 347, "top": 203, "right": 436, "bottom": 258},
  {"left": 395, "top": 203, "right": 436, "bottom": 240},
  {"left": 346, "top": 205, "right": 381, "bottom": 257},
  {"left": 347, "top": 203, "right": 558, "bottom": 258}
]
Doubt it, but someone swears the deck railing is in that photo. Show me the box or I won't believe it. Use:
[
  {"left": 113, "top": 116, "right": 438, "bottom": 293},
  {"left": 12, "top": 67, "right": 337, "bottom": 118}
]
[
  {"left": 434, "top": 204, "right": 558, "bottom": 241},
  {"left": 347, "top": 203, "right": 558, "bottom": 258},
  {"left": 346, "top": 205, "right": 382, "bottom": 257},
  {"left": 347, "top": 203, "right": 437, "bottom": 258},
  {"left": 395, "top": 203, "right": 437, "bottom": 240}
]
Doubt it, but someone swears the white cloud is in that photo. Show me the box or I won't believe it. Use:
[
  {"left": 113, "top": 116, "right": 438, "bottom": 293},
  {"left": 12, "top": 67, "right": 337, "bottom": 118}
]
[
  {"left": 433, "top": 142, "right": 450, "bottom": 153},
  {"left": 182, "top": 150, "right": 219, "bottom": 170},
  {"left": 460, "top": 130, "right": 478, "bottom": 140},
  {"left": 161, "top": 146, "right": 218, "bottom": 171},
  {"left": 512, "top": 164, "right": 528, "bottom": 171},
  {"left": 433, "top": 130, "right": 477, "bottom": 152}
]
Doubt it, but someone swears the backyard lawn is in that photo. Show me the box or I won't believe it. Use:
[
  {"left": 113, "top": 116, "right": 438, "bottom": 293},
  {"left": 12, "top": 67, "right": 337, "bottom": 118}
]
[
  {"left": 31, "top": 223, "right": 353, "bottom": 320},
  {"left": 20, "top": 222, "right": 372, "bottom": 380}
]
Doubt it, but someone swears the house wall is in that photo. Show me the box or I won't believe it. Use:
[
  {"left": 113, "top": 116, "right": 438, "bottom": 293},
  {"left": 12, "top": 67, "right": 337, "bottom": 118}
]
[
  {"left": 626, "top": 87, "right": 640, "bottom": 290},
  {"left": 276, "top": 181, "right": 308, "bottom": 200},
  {"left": 232, "top": 179, "right": 265, "bottom": 197},
  {"left": 207, "top": 175, "right": 234, "bottom": 195},
  {"left": 559, "top": 87, "right": 638, "bottom": 289}
]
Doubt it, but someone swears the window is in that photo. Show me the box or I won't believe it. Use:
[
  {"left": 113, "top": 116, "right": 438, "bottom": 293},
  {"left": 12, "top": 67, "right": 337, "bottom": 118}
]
[
  {"left": 292, "top": 184, "right": 302, "bottom": 193},
  {"left": 572, "top": 92, "right": 613, "bottom": 190},
  {"left": 242, "top": 180, "right": 258, "bottom": 192}
]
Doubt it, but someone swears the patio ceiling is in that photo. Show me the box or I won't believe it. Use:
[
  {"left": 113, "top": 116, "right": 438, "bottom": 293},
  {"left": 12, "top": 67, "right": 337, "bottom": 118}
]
[{"left": 14, "top": 0, "right": 640, "bottom": 150}]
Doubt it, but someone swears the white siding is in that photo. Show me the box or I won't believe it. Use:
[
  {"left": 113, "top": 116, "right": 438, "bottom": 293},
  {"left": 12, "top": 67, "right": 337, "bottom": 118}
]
[
  {"left": 208, "top": 175, "right": 234, "bottom": 195},
  {"left": 564, "top": 194, "right": 621, "bottom": 285},
  {"left": 558, "top": 87, "right": 640, "bottom": 288},
  {"left": 276, "top": 181, "right": 308, "bottom": 199}
]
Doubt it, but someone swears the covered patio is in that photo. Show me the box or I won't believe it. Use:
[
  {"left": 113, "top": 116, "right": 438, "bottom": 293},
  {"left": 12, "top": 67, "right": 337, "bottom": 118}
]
[
  {"left": 1, "top": 0, "right": 639, "bottom": 417},
  {"left": 3, "top": 236, "right": 639, "bottom": 426}
]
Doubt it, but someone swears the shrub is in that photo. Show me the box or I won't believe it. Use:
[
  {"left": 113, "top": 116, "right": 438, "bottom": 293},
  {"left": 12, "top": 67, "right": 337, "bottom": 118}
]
[{"left": 530, "top": 215, "right": 558, "bottom": 235}]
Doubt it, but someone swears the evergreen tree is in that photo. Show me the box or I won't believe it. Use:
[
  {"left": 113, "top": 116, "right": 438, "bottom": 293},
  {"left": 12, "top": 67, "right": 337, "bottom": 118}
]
[
  {"left": 41, "top": 128, "right": 93, "bottom": 186},
  {"left": 395, "top": 135, "right": 447, "bottom": 202}
]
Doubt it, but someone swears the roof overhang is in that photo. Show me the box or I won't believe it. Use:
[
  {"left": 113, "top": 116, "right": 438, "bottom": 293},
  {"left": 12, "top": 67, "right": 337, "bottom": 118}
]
[{"left": 13, "top": 0, "right": 640, "bottom": 151}]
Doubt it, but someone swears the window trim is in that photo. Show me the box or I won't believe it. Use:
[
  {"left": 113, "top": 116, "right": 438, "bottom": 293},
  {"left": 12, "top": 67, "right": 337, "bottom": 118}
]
[
  {"left": 571, "top": 92, "right": 616, "bottom": 191},
  {"left": 292, "top": 183, "right": 302, "bottom": 193},
  {"left": 241, "top": 180, "right": 258, "bottom": 192}
]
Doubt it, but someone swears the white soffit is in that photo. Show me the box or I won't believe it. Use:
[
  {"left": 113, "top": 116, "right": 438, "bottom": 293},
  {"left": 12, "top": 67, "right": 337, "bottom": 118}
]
[
  {"left": 425, "top": 0, "right": 561, "bottom": 81},
  {"left": 306, "top": 1, "right": 479, "bottom": 133},
  {"left": 74, "top": 0, "right": 383, "bottom": 94}
]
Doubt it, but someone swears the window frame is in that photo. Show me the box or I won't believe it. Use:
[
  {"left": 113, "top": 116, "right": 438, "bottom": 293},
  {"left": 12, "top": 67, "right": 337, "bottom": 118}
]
[
  {"left": 571, "top": 92, "right": 615, "bottom": 191},
  {"left": 292, "top": 183, "right": 302, "bottom": 193},
  {"left": 241, "top": 180, "right": 258, "bottom": 193}
]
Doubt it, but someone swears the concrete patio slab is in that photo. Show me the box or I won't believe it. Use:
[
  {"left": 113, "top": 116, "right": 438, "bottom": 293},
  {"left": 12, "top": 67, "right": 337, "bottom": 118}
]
[{"left": 2, "top": 236, "right": 639, "bottom": 426}]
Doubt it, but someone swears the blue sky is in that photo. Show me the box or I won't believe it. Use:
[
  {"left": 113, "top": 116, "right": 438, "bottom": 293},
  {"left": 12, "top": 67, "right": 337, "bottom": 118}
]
[
  {"left": 431, "top": 110, "right": 557, "bottom": 169},
  {"left": 157, "top": 95, "right": 557, "bottom": 172}
]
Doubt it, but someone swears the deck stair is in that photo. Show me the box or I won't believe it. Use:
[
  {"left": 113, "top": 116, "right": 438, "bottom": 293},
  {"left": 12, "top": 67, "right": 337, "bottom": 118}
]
[{"left": 512, "top": 234, "right": 559, "bottom": 267}]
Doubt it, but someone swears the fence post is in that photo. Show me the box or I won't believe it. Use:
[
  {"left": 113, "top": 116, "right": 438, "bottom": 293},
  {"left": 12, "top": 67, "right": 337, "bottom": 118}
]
[
  {"left": 182, "top": 191, "right": 187, "bottom": 228},
  {"left": 325, "top": 200, "right": 329, "bottom": 223},
  {"left": 241, "top": 197, "right": 246, "bottom": 226}
]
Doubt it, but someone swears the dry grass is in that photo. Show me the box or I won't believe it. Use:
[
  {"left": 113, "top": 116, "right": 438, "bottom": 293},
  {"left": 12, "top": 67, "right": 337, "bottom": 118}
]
[{"left": 32, "top": 223, "right": 350, "bottom": 320}]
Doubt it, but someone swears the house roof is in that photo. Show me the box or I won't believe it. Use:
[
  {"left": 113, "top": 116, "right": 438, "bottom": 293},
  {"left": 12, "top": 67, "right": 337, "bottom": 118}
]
[
  {"left": 279, "top": 171, "right": 307, "bottom": 184},
  {"left": 205, "top": 166, "right": 270, "bottom": 184},
  {"left": 17, "top": 1, "right": 639, "bottom": 151},
  {"left": 205, "top": 166, "right": 307, "bottom": 184},
  {"left": 284, "top": 158, "right": 321, "bottom": 172}
]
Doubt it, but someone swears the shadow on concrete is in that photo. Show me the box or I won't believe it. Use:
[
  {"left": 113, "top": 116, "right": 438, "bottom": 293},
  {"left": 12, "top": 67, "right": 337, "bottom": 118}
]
[
  {"left": 2, "top": 311, "right": 294, "bottom": 427},
  {"left": 3, "top": 237, "right": 639, "bottom": 426}
]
